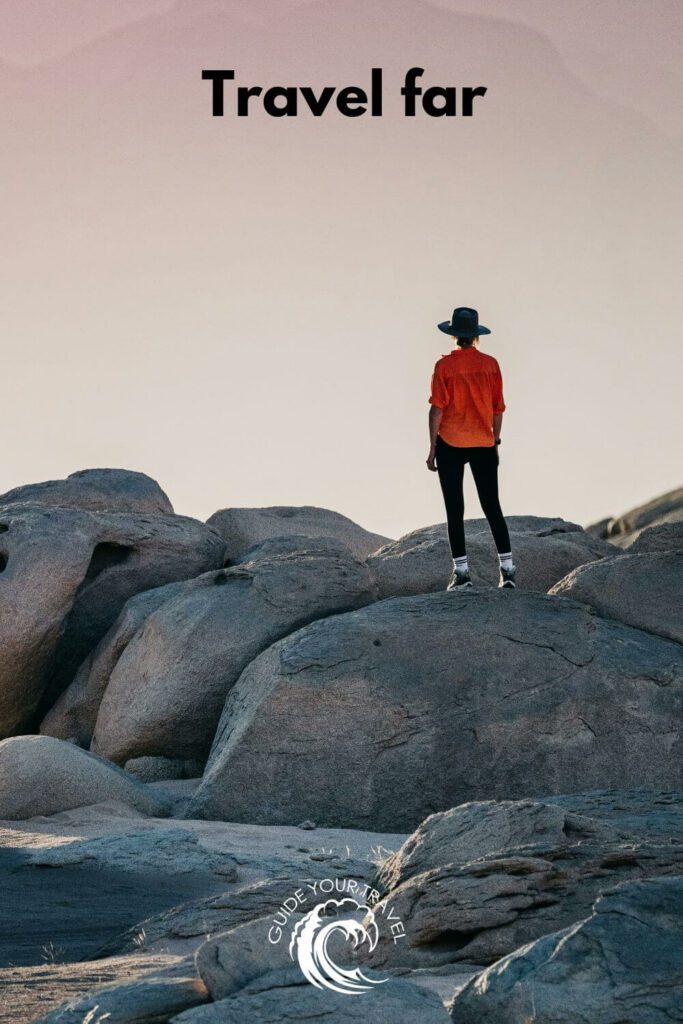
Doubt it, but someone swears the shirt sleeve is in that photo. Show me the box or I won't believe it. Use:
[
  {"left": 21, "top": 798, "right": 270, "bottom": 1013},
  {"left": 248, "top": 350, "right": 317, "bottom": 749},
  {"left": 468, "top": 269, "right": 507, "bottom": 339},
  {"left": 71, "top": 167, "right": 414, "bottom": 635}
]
[
  {"left": 492, "top": 362, "right": 506, "bottom": 414},
  {"left": 429, "top": 362, "right": 450, "bottom": 409}
]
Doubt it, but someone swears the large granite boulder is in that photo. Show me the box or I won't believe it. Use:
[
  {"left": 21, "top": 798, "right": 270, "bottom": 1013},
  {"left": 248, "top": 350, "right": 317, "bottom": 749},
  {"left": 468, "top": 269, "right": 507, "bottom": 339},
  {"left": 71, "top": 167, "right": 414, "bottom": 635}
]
[
  {"left": 174, "top": 972, "right": 450, "bottom": 1023},
  {"left": 0, "top": 467, "right": 173, "bottom": 514},
  {"left": 195, "top": 917, "right": 297, "bottom": 1001},
  {"left": 550, "top": 551, "right": 683, "bottom": 644},
  {"left": 0, "top": 503, "right": 225, "bottom": 736},
  {"left": 365, "top": 792, "right": 682, "bottom": 968},
  {"left": 234, "top": 534, "right": 352, "bottom": 563},
  {"left": 588, "top": 485, "right": 683, "bottom": 546},
  {"left": 41, "top": 579, "right": 202, "bottom": 747},
  {"left": 628, "top": 520, "right": 683, "bottom": 553},
  {"left": 448, "top": 877, "right": 683, "bottom": 1023},
  {"left": 0, "top": 735, "right": 169, "bottom": 819},
  {"left": 186, "top": 590, "right": 682, "bottom": 830},
  {"left": 90, "top": 550, "right": 377, "bottom": 766},
  {"left": 207, "top": 505, "right": 390, "bottom": 563},
  {"left": 366, "top": 516, "right": 614, "bottom": 598}
]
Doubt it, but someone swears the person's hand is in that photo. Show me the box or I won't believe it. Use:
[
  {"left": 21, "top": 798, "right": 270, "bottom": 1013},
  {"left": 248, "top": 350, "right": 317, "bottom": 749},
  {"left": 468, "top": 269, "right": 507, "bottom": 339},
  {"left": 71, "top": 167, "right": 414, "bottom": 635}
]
[{"left": 426, "top": 447, "right": 437, "bottom": 472}]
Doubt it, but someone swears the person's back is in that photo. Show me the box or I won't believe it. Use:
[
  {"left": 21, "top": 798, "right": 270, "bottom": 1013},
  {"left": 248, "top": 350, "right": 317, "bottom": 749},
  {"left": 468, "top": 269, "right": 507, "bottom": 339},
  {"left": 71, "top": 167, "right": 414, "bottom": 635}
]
[{"left": 430, "top": 346, "right": 504, "bottom": 448}]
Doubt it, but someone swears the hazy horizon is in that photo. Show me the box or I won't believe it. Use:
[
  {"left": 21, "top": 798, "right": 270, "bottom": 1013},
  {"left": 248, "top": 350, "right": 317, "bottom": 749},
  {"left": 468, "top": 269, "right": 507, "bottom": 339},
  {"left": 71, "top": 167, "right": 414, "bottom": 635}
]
[{"left": 2, "top": 0, "right": 681, "bottom": 539}]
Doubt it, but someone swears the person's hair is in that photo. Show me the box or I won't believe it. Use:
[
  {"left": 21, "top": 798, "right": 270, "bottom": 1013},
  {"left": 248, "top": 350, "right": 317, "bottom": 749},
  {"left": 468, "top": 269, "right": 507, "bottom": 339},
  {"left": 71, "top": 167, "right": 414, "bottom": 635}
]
[{"left": 456, "top": 336, "right": 478, "bottom": 348}]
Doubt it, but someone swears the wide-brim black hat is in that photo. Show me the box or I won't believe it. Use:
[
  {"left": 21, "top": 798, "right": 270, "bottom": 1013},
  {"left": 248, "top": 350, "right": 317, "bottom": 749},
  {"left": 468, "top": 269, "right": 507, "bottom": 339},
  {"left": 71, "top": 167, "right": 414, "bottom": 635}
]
[{"left": 438, "top": 306, "right": 491, "bottom": 337}]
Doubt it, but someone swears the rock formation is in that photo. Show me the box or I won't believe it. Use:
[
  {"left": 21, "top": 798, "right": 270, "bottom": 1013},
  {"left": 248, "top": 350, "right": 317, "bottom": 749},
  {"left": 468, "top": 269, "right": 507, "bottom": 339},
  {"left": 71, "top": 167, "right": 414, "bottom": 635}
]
[
  {"left": 366, "top": 791, "right": 683, "bottom": 968},
  {"left": 0, "top": 470, "right": 680, "bottom": 1024},
  {"left": 367, "top": 516, "right": 614, "bottom": 597},
  {"left": 0, "top": 735, "right": 170, "bottom": 819},
  {"left": 187, "top": 590, "right": 682, "bottom": 830},
  {"left": 0, "top": 467, "right": 173, "bottom": 515},
  {"left": 448, "top": 877, "right": 683, "bottom": 1023},
  {"left": 207, "top": 505, "right": 390, "bottom": 562},
  {"left": 88, "top": 549, "right": 376, "bottom": 765},
  {"left": 0, "top": 502, "right": 225, "bottom": 736},
  {"left": 550, "top": 550, "right": 683, "bottom": 644}
]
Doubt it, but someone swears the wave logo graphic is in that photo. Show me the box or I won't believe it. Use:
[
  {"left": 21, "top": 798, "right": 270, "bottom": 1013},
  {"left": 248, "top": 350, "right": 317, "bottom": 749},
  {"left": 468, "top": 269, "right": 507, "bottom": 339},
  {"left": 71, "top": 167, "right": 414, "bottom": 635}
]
[{"left": 289, "top": 897, "right": 388, "bottom": 996}]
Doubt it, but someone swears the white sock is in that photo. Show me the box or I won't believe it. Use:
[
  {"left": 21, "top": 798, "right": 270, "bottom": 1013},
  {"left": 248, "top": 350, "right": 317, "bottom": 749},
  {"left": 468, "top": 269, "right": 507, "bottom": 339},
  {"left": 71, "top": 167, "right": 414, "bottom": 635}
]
[
  {"left": 498, "top": 552, "right": 514, "bottom": 570},
  {"left": 453, "top": 556, "right": 468, "bottom": 574}
]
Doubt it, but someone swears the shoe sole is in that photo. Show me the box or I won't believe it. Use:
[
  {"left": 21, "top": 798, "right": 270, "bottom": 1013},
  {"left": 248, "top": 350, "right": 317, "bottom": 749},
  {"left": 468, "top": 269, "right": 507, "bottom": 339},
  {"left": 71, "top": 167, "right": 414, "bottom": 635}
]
[
  {"left": 447, "top": 582, "right": 473, "bottom": 591},
  {"left": 499, "top": 581, "right": 516, "bottom": 589}
]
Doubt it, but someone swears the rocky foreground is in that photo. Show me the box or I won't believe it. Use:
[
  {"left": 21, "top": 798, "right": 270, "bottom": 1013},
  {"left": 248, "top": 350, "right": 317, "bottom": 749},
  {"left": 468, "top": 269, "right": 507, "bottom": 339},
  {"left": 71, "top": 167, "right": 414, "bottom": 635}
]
[{"left": 0, "top": 470, "right": 681, "bottom": 1022}]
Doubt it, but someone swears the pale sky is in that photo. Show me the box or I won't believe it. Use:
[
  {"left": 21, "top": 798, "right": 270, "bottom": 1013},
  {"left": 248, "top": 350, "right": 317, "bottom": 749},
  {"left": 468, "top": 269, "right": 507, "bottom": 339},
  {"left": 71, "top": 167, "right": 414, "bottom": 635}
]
[{"left": 1, "top": 0, "right": 681, "bottom": 540}]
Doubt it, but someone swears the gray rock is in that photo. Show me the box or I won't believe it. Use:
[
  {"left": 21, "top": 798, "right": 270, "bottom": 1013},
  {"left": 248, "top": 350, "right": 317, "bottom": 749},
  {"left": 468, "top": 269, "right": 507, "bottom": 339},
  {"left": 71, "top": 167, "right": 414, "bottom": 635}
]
[
  {"left": 234, "top": 534, "right": 352, "bottom": 563},
  {"left": 207, "top": 505, "right": 390, "bottom": 563},
  {"left": 35, "top": 973, "right": 209, "bottom": 1024},
  {"left": 0, "top": 467, "right": 173, "bottom": 515},
  {"left": 124, "top": 756, "right": 201, "bottom": 782},
  {"left": 542, "top": 786, "right": 683, "bottom": 840},
  {"left": 0, "top": 735, "right": 169, "bottom": 819},
  {"left": 366, "top": 793, "right": 682, "bottom": 968},
  {"left": 90, "top": 552, "right": 377, "bottom": 766},
  {"left": 448, "top": 877, "right": 683, "bottom": 1023},
  {"left": 603, "top": 485, "right": 683, "bottom": 547},
  {"left": 172, "top": 972, "right": 450, "bottom": 1023},
  {"left": 550, "top": 551, "right": 683, "bottom": 644},
  {"left": 27, "top": 826, "right": 238, "bottom": 877},
  {"left": 367, "top": 516, "right": 615, "bottom": 598},
  {"left": 195, "top": 916, "right": 298, "bottom": 1000},
  {"left": 627, "top": 520, "right": 683, "bottom": 553},
  {"left": 0, "top": 503, "right": 225, "bottom": 737},
  {"left": 41, "top": 579, "right": 198, "bottom": 748},
  {"left": 186, "top": 590, "right": 682, "bottom": 831}
]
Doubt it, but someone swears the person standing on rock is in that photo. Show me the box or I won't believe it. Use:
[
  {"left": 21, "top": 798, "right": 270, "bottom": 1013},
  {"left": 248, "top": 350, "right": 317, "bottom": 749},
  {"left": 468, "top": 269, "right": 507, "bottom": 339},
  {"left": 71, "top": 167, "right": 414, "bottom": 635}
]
[{"left": 426, "top": 306, "right": 516, "bottom": 590}]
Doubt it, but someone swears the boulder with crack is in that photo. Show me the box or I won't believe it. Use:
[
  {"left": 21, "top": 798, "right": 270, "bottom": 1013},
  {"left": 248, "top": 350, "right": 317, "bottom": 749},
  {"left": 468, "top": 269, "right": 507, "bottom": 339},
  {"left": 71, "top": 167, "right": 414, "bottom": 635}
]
[
  {"left": 448, "top": 876, "right": 683, "bottom": 1023},
  {"left": 365, "top": 792, "right": 683, "bottom": 968},
  {"left": 88, "top": 550, "right": 377, "bottom": 766},
  {"left": 0, "top": 502, "right": 225, "bottom": 736},
  {"left": 187, "top": 590, "right": 682, "bottom": 830}
]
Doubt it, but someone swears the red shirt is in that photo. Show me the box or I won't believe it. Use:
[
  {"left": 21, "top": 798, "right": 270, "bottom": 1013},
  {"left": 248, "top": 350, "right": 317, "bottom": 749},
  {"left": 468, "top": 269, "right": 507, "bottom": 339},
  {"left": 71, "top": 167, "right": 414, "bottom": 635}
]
[{"left": 429, "top": 347, "right": 505, "bottom": 447}]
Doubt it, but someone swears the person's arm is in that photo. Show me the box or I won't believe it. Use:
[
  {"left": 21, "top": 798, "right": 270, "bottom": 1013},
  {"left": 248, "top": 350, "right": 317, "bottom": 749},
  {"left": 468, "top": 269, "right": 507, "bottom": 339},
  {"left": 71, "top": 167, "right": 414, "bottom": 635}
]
[
  {"left": 492, "top": 362, "right": 506, "bottom": 450},
  {"left": 493, "top": 411, "right": 503, "bottom": 442},
  {"left": 427, "top": 362, "right": 448, "bottom": 471},
  {"left": 427, "top": 406, "right": 443, "bottom": 471}
]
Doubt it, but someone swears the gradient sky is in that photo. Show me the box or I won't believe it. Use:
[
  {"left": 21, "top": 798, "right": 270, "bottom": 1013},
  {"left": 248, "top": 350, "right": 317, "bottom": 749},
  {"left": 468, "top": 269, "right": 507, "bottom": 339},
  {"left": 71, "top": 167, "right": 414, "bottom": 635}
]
[{"left": 1, "top": 0, "right": 681, "bottom": 541}]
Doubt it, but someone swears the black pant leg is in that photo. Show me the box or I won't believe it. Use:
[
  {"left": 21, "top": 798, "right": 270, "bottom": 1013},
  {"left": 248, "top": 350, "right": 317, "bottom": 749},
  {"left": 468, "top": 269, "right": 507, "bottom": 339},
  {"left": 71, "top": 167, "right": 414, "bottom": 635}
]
[
  {"left": 469, "top": 446, "right": 512, "bottom": 554},
  {"left": 435, "top": 437, "right": 467, "bottom": 558}
]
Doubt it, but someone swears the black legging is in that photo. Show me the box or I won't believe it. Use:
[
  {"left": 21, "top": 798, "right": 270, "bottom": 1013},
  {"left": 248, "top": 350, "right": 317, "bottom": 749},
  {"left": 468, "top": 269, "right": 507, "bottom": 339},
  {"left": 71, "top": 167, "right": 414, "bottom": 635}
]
[{"left": 435, "top": 434, "right": 511, "bottom": 559}]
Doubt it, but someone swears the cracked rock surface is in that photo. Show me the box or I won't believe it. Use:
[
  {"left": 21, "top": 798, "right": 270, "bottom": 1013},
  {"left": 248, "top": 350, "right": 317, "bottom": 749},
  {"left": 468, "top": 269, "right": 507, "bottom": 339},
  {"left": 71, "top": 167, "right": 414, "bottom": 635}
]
[
  {"left": 366, "top": 790, "right": 683, "bottom": 968},
  {"left": 187, "top": 591, "right": 682, "bottom": 830},
  {"left": 448, "top": 876, "right": 683, "bottom": 1023}
]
